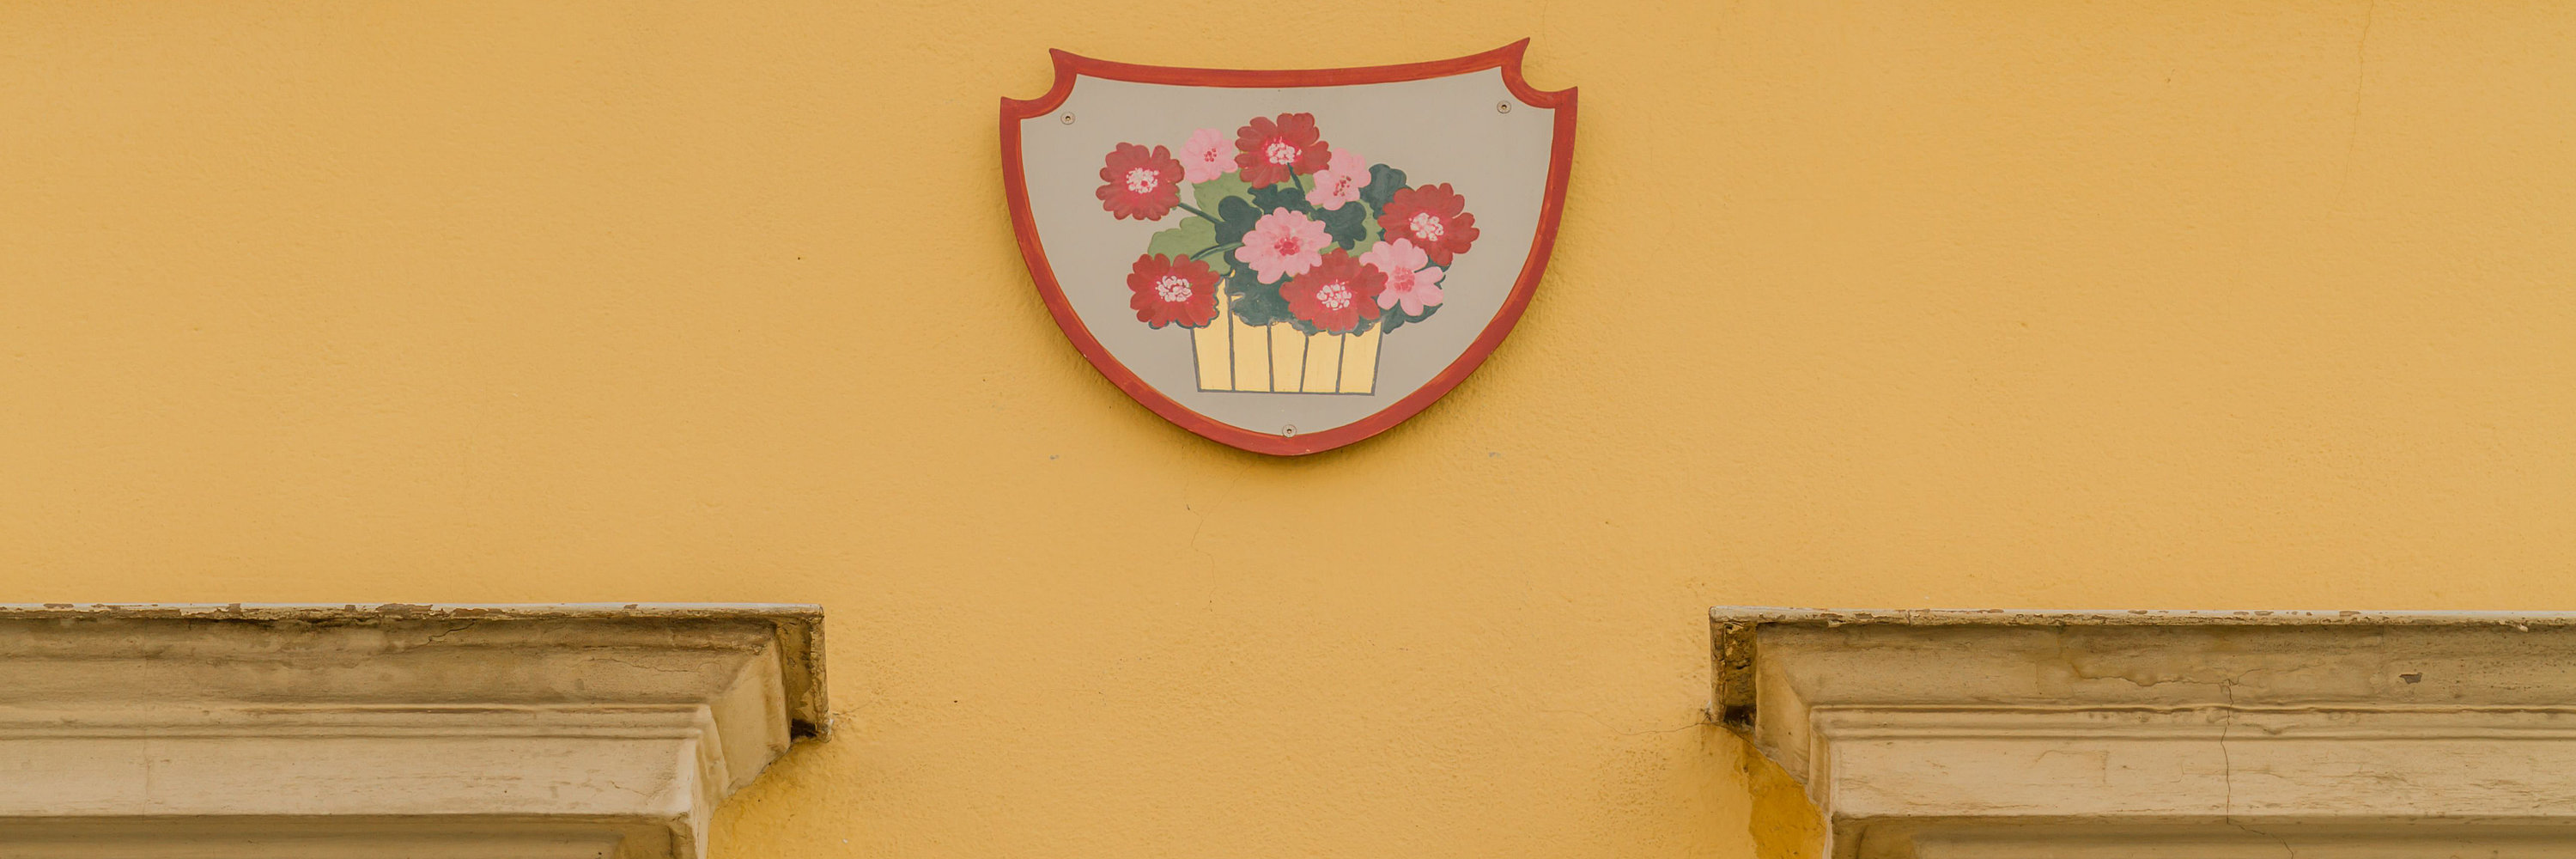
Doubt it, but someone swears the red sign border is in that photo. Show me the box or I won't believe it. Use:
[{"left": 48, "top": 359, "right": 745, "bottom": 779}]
[{"left": 1001, "top": 40, "right": 1577, "bottom": 456}]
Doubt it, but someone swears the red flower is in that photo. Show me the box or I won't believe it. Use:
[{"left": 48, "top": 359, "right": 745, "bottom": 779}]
[
  {"left": 1233, "top": 113, "right": 1330, "bottom": 188},
  {"left": 1376, "top": 184, "right": 1480, "bottom": 266},
  {"left": 1126, "top": 253, "right": 1221, "bottom": 328},
  {"left": 1096, "top": 143, "right": 1185, "bottom": 221},
  {"left": 1280, "top": 249, "right": 1385, "bottom": 334}
]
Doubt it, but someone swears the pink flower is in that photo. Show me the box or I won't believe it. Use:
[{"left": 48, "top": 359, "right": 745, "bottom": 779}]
[
  {"left": 1178, "top": 128, "right": 1230, "bottom": 184},
  {"left": 1235, "top": 208, "right": 1329, "bottom": 284},
  {"left": 1359, "top": 239, "right": 1445, "bottom": 315},
  {"left": 1306, "top": 148, "right": 1371, "bottom": 210}
]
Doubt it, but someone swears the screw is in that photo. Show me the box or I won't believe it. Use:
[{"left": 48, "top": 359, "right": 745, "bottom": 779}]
[
  {"left": 1060, "top": 113, "right": 1075, "bottom": 125},
  {"left": 1280, "top": 425, "right": 1297, "bottom": 438},
  {"left": 1496, "top": 101, "right": 1512, "bottom": 113}
]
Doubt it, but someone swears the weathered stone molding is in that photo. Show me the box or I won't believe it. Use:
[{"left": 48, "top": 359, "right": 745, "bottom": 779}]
[
  {"left": 1713, "top": 608, "right": 2576, "bottom": 858},
  {"left": 0, "top": 603, "right": 826, "bottom": 858}
]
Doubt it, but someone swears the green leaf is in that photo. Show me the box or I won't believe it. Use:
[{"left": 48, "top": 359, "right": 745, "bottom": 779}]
[
  {"left": 1212, "top": 197, "right": 1261, "bottom": 246},
  {"left": 1191, "top": 172, "right": 1252, "bottom": 214},
  {"left": 1144, "top": 216, "right": 1229, "bottom": 276},
  {"left": 1249, "top": 184, "right": 1310, "bottom": 214},
  {"left": 1222, "top": 257, "right": 1296, "bottom": 327},
  {"left": 1376, "top": 302, "right": 1439, "bottom": 335},
  {"left": 1345, "top": 216, "right": 1381, "bottom": 257},
  {"left": 1316, "top": 202, "right": 1368, "bottom": 249},
  {"left": 1358, "top": 164, "right": 1408, "bottom": 211},
  {"left": 1145, "top": 216, "right": 1214, "bottom": 259}
]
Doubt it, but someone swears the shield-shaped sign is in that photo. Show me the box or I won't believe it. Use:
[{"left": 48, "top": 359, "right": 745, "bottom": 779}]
[{"left": 1002, "top": 40, "right": 1576, "bottom": 455}]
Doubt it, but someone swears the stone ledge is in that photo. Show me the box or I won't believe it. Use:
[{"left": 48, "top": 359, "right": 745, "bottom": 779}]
[
  {"left": 1713, "top": 607, "right": 2576, "bottom": 859},
  {"left": 0, "top": 603, "right": 828, "bottom": 859}
]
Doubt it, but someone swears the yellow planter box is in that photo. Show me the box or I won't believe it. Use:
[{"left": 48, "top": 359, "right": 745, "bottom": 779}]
[{"left": 1191, "top": 291, "right": 1380, "bottom": 394}]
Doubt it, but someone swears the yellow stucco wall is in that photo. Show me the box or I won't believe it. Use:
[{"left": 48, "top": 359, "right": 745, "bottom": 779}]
[{"left": 5, "top": 1, "right": 2573, "bottom": 856}]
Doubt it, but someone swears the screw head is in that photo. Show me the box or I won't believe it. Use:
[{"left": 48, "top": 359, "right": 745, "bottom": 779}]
[
  {"left": 1496, "top": 101, "right": 1512, "bottom": 113},
  {"left": 1060, "top": 113, "right": 1075, "bottom": 125},
  {"left": 1280, "top": 425, "right": 1297, "bottom": 438}
]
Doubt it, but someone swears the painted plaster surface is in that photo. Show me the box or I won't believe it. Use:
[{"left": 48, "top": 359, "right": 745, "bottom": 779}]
[{"left": 3, "top": 2, "right": 2574, "bottom": 858}]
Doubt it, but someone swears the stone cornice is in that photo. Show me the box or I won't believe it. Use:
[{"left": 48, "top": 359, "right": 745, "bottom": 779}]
[
  {"left": 0, "top": 603, "right": 827, "bottom": 858},
  {"left": 1713, "top": 607, "right": 2576, "bottom": 858}
]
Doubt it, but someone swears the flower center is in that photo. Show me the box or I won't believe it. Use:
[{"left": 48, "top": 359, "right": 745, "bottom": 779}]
[
  {"left": 1408, "top": 212, "right": 1444, "bottom": 243},
  {"left": 1153, "top": 276, "right": 1193, "bottom": 304},
  {"left": 1265, "top": 140, "right": 1299, "bottom": 166},
  {"left": 1124, "top": 168, "right": 1159, "bottom": 195},
  {"left": 1317, "top": 281, "right": 1352, "bottom": 311},
  {"left": 1272, "top": 235, "right": 1303, "bottom": 256}
]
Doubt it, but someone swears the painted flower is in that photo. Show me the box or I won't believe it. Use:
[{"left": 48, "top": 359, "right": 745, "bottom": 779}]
[
  {"left": 1095, "top": 143, "right": 1185, "bottom": 221},
  {"left": 1178, "top": 128, "right": 1231, "bottom": 184},
  {"left": 1358, "top": 239, "right": 1445, "bottom": 316},
  {"left": 1126, "top": 253, "right": 1221, "bottom": 328},
  {"left": 1233, "top": 113, "right": 1329, "bottom": 188},
  {"left": 1306, "top": 148, "right": 1372, "bottom": 210},
  {"left": 1376, "top": 183, "right": 1479, "bottom": 266},
  {"left": 1281, "top": 249, "right": 1385, "bottom": 334},
  {"left": 1235, "top": 208, "right": 1330, "bottom": 284}
]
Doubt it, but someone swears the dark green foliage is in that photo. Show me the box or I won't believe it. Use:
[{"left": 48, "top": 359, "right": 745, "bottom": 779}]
[
  {"left": 1248, "top": 184, "right": 1310, "bottom": 214},
  {"left": 1317, "top": 202, "right": 1369, "bottom": 248},
  {"left": 1376, "top": 302, "right": 1439, "bottom": 334},
  {"left": 1222, "top": 256, "right": 1295, "bottom": 327},
  {"left": 1212, "top": 197, "right": 1262, "bottom": 245},
  {"left": 1358, "top": 164, "right": 1408, "bottom": 212}
]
